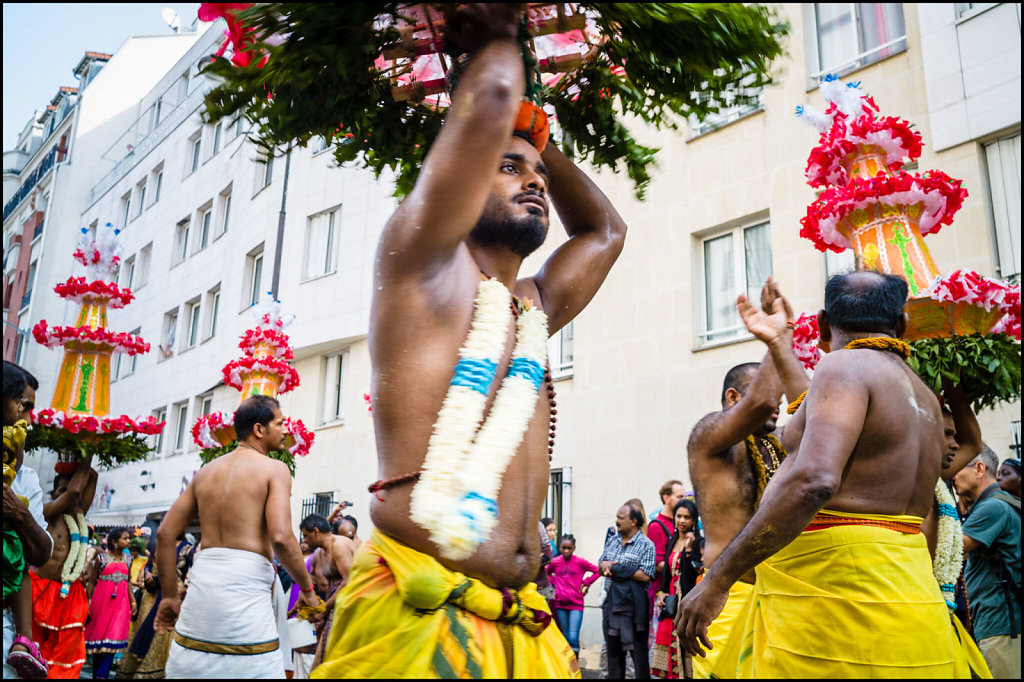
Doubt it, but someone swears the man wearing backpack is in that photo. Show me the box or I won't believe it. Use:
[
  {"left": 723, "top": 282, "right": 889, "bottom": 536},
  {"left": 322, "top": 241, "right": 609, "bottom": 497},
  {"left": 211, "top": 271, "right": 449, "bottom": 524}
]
[{"left": 953, "top": 444, "right": 1022, "bottom": 679}]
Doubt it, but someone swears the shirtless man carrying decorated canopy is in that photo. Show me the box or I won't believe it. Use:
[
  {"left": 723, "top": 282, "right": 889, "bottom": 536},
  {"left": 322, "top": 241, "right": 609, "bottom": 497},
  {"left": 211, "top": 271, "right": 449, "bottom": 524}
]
[
  {"left": 312, "top": 4, "right": 626, "bottom": 679},
  {"left": 678, "top": 271, "right": 966, "bottom": 677},
  {"left": 156, "top": 395, "right": 318, "bottom": 679}
]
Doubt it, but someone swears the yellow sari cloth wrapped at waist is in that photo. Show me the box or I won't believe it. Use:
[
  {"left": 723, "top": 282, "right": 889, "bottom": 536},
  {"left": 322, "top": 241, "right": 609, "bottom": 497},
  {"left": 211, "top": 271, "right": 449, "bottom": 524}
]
[
  {"left": 311, "top": 530, "right": 579, "bottom": 679},
  {"left": 690, "top": 580, "right": 754, "bottom": 679},
  {"left": 736, "top": 509, "right": 962, "bottom": 678}
]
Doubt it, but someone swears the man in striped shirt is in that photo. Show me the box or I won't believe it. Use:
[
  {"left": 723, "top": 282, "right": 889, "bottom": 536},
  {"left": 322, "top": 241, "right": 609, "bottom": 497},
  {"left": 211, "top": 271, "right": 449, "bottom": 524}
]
[{"left": 599, "top": 504, "right": 656, "bottom": 679}]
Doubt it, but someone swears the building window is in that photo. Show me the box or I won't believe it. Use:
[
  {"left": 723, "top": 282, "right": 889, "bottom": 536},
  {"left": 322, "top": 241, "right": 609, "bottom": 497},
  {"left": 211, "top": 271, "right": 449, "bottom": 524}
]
[
  {"left": 152, "top": 408, "right": 167, "bottom": 454},
  {"left": 824, "top": 248, "right": 855, "bottom": 279},
  {"left": 245, "top": 246, "right": 264, "bottom": 308},
  {"left": 197, "top": 394, "right": 213, "bottom": 420},
  {"left": 312, "top": 136, "right": 331, "bottom": 154},
  {"left": 136, "top": 180, "right": 147, "bottom": 216},
  {"left": 153, "top": 167, "right": 164, "bottom": 204},
  {"left": 698, "top": 219, "right": 772, "bottom": 346},
  {"left": 137, "top": 243, "right": 152, "bottom": 287},
  {"left": 189, "top": 133, "right": 202, "bottom": 174},
  {"left": 303, "top": 208, "right": 338, "bottom": 280},
  {"left": 205, "top": 286, "right": 221, "bottom": 339},
  {"left": 808, "top": 4, "right": 906, "bottom": 79},
  {"left": 259, "top": 154, "right": 274, "bottom": 190},
  {"left": 20, "top": 261, "right": 37, "bottom": 311},
  {"left": 218, "top": 188, "right": 232, "bottom": 235},
  {"left": 184, "top": 299, "right": 202, "bottom": 349},
  {"left": 301, "top": 492, "right": 338, "bottom": 519},
  {"left": 178, "top": 70, "right": 190, "bottom": 101},
  {"left": 197, "top": 205, "right": 213, "bottom": 250},
  {"left": 126, "top": 328, "right": 140, "bottom": 376},
  {"left": 121, "top": 192, "right": 131, "bottom": 228},
  {"left": 548, "top": 321, "right": 574, "bottom": 379},
  {"left": 174, "top": 218, "right": 190, "bottom": 264},
  {"left": 152, "top": 98, "right": 163, "bottom": 129},
  {"left": 984, "top": 133, "right": 1021, "bottom": 283},
  {"left": 321, "top": 351, "right": 346, "bottom": 424},
  {"left": 211, "top": 122, "right": 222, "bottom": 156},
  {"left": 172, "top": 402, "right": 189, "bottom": 453},
  {"left": 160, "top": 308, "right": 178, "bottom": 360},
  {"left": 121, "top": 255, "right": 136, "bottom": 289},
  {"left": 234, "top": 115, "right": 244, "bottom": 138},
  {"left": 1011, "top": 420, "right": 1021, "bottom": 458},
  {"left": 955, "top": 3, "right": 995, "bottom": 19},
  {"left": 542, "top": 467, "right": 572, "bottom": 540}
]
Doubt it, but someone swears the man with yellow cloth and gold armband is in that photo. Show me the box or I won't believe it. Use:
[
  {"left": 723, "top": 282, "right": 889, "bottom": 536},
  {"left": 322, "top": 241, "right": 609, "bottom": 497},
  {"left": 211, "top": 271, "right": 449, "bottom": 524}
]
[
  {"left": 313, "top": 2, "right": 627, "bottom": 678},
  {"left": 678, "top": 271, "right": 969, "bottom": 678}
]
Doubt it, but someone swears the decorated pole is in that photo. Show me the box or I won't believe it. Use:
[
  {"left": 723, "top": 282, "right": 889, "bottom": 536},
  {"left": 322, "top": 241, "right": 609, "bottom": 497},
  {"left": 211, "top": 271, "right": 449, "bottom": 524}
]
[
  {"left": 191, "top": 295, "right": 313, "bottom": 475},
  {"left": 28, "top": 223, "right": 165, "bottom": 469},
  {"left": 26, "top": 223, "right": 165, "bottom": 599},
  {"left": 792, "top": 76, "right": 1020, "bottom": 410}
]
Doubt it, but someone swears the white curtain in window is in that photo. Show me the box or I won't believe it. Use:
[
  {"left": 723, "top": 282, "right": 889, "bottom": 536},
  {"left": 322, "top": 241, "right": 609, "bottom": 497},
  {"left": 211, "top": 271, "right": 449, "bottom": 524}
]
[
  {"left": 858, "top": 3, "right": 905, "bottom": 58},
  {"left": 704, "top": 233, "right": 736, "bottom": 339},
  {"left": 305, "top": 212, "right": 335, "bottom": 279},
  {"left": 985, "top": 134, "right": 1022, "bottom": 280},
  {"left": 743, "top": 223, "right": 773, "bottom": 302},
  {"left": 816, "top": 3, "right": 857, "bottom": 73}
]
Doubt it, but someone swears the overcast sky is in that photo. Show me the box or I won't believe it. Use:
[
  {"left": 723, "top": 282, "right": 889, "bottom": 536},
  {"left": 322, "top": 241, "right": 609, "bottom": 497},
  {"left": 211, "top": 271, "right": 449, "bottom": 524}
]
[{"left": 3, "top": 3, "right": 202, "bottom": 151}]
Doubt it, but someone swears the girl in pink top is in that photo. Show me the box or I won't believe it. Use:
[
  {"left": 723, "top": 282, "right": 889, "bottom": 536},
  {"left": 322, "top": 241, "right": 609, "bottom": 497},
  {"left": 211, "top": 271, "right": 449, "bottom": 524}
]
[{"left": 544, "top": 534, "right": 600, "bottom": 656}]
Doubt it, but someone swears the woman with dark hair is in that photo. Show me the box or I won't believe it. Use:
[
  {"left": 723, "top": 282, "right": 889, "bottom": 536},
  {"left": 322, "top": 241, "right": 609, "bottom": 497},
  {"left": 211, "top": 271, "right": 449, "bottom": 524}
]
[
  {"left": 997, "top": 458, "right": 1021, "bottom": 499},
  {"left": 84, "top": 527, "right": 136, "bottom": 678},
  {"left": 651, "top": 499, "right": 703, "bottom": 679}
]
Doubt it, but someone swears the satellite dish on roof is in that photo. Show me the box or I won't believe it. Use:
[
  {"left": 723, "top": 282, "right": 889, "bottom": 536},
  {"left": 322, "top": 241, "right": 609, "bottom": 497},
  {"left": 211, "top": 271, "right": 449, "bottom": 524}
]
[{"left": 161, "top": 7, "right": 181, "bottom": 32}]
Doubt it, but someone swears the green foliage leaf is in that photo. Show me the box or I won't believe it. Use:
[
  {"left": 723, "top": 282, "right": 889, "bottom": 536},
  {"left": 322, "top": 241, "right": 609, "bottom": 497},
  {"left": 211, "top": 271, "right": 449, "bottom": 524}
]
[
  {"left": 907, "top": 333, "right": 1022, "bottom": 413},
  {"left": 24, "top": 426, "right": 154, "bottom": 471},
  {"left": 201, "top": 3, "right": 787, "bottom": 199}
]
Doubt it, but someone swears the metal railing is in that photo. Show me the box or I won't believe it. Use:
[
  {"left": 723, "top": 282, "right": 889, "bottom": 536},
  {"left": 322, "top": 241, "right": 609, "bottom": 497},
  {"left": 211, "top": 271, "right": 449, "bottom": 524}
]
[
  {"left": 3, "top": 145, "right": 57, "bottom": 222},
  {"left": 88, "top": 85, "right": 210, "bottom": 208},
  {"left": 300, "top": 492, "right": 338, "bottom": 521}
]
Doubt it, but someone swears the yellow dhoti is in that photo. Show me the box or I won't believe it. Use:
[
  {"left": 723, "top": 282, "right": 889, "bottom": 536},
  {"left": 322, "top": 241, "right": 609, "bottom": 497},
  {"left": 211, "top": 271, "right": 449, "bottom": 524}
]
[
  {"left": 311, "top": 530, "right": 578, "bottom": 679},
  {"left": 690, "top": 580, "right": 754, "bottom": 679},
  {"left": 734, "top": 509, "right": 963, "bottom": 678}
]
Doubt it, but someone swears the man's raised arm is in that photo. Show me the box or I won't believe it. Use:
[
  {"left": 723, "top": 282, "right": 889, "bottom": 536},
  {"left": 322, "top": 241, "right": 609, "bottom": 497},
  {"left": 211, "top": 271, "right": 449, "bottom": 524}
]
[
  {"left": 942, "top": 382, "right": 982, "bottom": 479},
  {"left": 677, "top": 357, "right": 860, "bottom": 656},
  {"left": 43, "top": 454, "right": 94, "bottom": 519},
  {"left": 686, "top": 352, "right": 784, "bottom": 461},
  {"left": 382, "top": 4, "right": 526, "bottom": 277},
  {"left": 525, "top": 143, "right": 627, "bottom": 334}
]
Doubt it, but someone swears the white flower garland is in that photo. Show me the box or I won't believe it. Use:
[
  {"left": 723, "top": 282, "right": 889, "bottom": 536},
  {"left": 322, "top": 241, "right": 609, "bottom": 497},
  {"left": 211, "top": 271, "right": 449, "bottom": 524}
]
[
  {"left": 932, "top": 481, "right": 963, "bottom": 611},
  {"left": 59, "top": 512, "right": 88, "bottom": 597},
  {"left": 410, "top": 278, "right": 549, "bottom": 561}
]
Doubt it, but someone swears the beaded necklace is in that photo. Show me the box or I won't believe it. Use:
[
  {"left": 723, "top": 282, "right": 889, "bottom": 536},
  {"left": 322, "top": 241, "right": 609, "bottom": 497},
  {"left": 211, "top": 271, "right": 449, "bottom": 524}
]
[
  {"left": 745, "top": 433, "right": 787, "bottom": 507},
  {"left": 786, "top": 336, "right": 912, "bottom": 414}
]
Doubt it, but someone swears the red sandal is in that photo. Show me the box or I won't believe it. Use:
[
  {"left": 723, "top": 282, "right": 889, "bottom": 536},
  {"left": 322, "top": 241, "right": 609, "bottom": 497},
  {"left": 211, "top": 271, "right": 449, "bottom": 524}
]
[{"left": 6, "top": 634, "right": 49, "bottom": 679}]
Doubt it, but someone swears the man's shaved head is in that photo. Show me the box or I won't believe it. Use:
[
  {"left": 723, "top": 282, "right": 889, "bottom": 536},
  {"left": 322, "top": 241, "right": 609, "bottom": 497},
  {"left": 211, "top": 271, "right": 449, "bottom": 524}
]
[
  {"left": 721, "top": 362, "right": 760, "bottom": 406},
  {"left": 824, "top": 270, "right": 908, "bottom": 335}
]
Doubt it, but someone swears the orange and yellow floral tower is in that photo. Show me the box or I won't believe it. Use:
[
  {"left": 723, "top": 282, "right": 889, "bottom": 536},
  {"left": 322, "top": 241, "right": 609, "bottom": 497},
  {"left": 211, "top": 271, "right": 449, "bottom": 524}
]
[
  {"left": 29, "top": 223, "right": 164, "bottom": 470},
  {"left": 791, "top": 76, "right": 1020, "bottom": 409},
  {"left": 191, "top": 295, "right": 313, "bottom": 474}
]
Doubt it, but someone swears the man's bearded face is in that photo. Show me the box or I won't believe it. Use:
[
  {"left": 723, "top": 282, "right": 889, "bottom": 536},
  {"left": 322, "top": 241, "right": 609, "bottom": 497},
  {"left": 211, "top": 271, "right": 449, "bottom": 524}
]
[{"left": 469, "top": 136, "right": 549, "bottom": 258}]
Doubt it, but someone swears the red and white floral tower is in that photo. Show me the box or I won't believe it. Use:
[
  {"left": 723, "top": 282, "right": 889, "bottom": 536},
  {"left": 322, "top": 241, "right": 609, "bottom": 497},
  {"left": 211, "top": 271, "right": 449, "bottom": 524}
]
[
  {"left": 30, "top": 223, "right": 164, "bottom": 472},
  {"left": 792, "top": 76, "right": 1020, "bottom": 372},
  {"left": 191, "top": 295, "right": 313, "bottom": 472}
]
